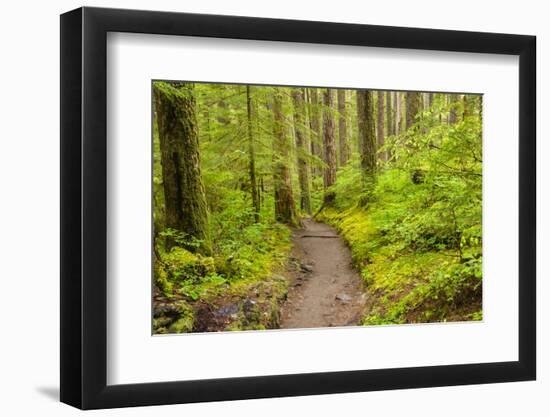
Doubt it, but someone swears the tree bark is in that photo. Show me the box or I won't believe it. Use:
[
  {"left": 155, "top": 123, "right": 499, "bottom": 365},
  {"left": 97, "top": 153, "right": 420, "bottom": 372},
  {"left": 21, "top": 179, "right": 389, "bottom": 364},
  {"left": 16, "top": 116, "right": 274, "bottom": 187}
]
[
  {"left": 246, "top": 86, "right": 260, "bottom": 223},
  {"left": 154, "top": 82, "right": 211, "bottom": 254},
  {"left": 406, "top": 91, "right": 422, "bottom": 129},
  {"left": 322, "top": 88, "right": 337, "bottom": 204},
  {"left": 292, "top": 88, "right": 312, "bottom": 214},
  {"left": 349, "top": 91, "right": 355, "bottom": 153},
  {"left": 377, "top": 91, "right": 386, "bottom": 161},
  {"left": 427, "top": 92, "right": 434, "bottom": 109},
  {"left": 272, "top": 90, "right": 297, "bottom": 224},
  {"left": 308, "top": 88, "right": 322, "bottom": 177},
  {"left": 337, "top": 89, "right": 350, "bottom": 166},
  {"left": 395, "top": 92, "right": 401, "bottom": 135},
  {"left": 357, "top": 90, "right": 377, "bottom": 190},
  {"left": 386, "top": 91, "right": 393, "bottom": 137}
]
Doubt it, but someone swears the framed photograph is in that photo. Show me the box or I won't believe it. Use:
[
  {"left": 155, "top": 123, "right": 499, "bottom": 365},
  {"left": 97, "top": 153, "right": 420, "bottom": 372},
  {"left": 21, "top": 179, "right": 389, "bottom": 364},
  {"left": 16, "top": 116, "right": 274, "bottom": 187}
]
[{"left": 60, "top": 6, "right": 536, "bottom": 409}]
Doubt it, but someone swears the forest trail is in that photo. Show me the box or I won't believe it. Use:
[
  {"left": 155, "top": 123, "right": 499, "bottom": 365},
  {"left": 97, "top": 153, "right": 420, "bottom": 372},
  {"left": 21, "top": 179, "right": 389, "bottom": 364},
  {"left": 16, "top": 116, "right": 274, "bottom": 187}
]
[{"left": 280, "top": 219, "right": 366, "bottom": 329}]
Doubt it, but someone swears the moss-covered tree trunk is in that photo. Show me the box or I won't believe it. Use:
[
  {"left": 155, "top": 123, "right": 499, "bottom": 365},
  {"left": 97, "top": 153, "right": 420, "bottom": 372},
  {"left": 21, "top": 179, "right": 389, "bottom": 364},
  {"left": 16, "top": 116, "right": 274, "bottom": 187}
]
[
  {"left": 395, "top": 91, "right": 402, "bottom": 135},
  {"left": 386, "top": 91, "right": 393, "bottom": 137},
  {"left": 337, "top": 89, "right": 350, "bottom": 166},
  {"left": 272, "top": 90, "right": 297, "bottom": 224},
  {"left": 154, "top": 82, "right": 211, "bottom": 254},
  {"left": 406, "top": 91, "right": 422, "bottom": 129},
  {"left": 349, "top": 91, "right": 356, "bottom": 152},
  {"left": 291, "top": 88, "right": 312, "bottom": 215},
  {"left": 246, "top": 86, "right": 260, "bottom": 223},
  {"left": 425, "top": 92, "right": 434, "bottom": 109},
  {"left": 308, "top": 88, "right": 322, "bottom": 178},
  {"left": 322, "top": 88, "right": 337, "bottom": 205},
  {"left": 377, "top": 90, "right": 386, "bottom": 161},
  {"left": 357, "top": 90, "right": 377, "bottom": 192}
]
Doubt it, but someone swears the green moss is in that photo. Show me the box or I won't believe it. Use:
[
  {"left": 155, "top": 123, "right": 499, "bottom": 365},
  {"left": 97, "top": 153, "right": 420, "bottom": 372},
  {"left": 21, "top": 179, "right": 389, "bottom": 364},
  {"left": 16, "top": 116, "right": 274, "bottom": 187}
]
[
  {"left": 163, "top": 247, "right": 216, "bottom": 283},
  {"left": 153, "top": 316, "right": 172, "bottom": 328},
  {"left": 154, "top": 220, "right": 292, "bottom": 333},
  {"left": 220, "top": 273, "right": 289, "bottom": 331},
  {"left": 470, "top": 310, "right": 483, "bottom": 321},
  {"left": 153, "top": 300, "right": 195, "bottom": 334},
  {"left": 169, "top": 316, "right": 194, "bottom": 333},
  {"left": 154, "top": 266, "right": 173, "bottom": 295},
  {"left": 317, "top": 207, "right": 376, "bottom": 266},
  {"left": 320, "top": 203, "right": 482, "bottom": 325}
]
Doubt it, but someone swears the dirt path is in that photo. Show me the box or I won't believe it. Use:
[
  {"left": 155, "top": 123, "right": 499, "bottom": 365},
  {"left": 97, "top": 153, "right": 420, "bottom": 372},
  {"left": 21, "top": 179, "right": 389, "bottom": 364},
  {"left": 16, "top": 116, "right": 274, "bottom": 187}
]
[{"left": 280, "top": 218, "right": 366, "bottom": 329}]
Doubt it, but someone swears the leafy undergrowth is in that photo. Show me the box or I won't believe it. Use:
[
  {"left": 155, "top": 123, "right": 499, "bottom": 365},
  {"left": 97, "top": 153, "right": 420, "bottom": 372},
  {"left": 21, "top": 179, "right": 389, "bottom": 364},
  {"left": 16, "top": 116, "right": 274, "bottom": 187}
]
[
  {"left": 153, "top": 220, "right": 291, "bottom": 334},
  {"left": 317, "top": 169, "right": 482, "bottom": 325}
]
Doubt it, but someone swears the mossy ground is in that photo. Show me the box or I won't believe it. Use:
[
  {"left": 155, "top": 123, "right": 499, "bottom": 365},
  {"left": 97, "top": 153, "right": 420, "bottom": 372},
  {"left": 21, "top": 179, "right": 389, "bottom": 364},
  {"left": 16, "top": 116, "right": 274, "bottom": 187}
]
[
  {"left": 153, "top": 223, "right": 292, "bottom": 333},
  {"left": 318, "top": 206, "right": 482, "bottom": 325}
]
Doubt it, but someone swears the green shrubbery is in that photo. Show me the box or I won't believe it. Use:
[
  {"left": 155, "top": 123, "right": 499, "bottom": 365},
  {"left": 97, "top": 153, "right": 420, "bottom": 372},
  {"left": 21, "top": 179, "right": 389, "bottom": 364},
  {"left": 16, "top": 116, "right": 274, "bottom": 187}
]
[
  {"left": 154, "top": 186, "right": 291, "bottom": 333},
  {"left": 317, "top": 97, "right": 483, "bottom": 324},
  {"left": 152, "top": 86, "right": 295, "bottom": 333},
  {"left": 152, "top": 82, "right": 483, "bottom": 332},
  {"left": 156, "top": 208, "right": 290, "bottom": 295}
]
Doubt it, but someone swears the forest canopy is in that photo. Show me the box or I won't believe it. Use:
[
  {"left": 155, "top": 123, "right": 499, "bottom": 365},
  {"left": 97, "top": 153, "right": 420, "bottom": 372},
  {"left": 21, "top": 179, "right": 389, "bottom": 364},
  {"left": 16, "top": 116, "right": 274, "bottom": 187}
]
[{"left": 152, "top": 81, "right": 483, "bottom": 334}]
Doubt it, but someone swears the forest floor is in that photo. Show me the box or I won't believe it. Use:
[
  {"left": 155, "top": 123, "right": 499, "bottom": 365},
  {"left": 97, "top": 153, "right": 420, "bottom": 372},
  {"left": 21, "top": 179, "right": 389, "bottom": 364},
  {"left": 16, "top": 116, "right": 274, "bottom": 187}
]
[{"left": 280, "top": 219, "right": 366, "bottom": 329}]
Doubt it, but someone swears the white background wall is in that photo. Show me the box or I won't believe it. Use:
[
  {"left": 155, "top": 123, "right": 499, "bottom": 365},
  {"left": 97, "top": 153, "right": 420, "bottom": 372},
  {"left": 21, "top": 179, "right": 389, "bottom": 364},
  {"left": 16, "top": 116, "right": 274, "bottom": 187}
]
[{"left": 0, "top": 0, "right": 545, "bottom": 415}]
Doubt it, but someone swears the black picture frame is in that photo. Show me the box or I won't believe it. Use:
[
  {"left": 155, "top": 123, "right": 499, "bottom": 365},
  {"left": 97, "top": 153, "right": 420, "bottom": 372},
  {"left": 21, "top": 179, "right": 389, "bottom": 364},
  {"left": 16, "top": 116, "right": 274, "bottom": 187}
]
[{"left": 60, "top": 6, "right": 536, "bottom": 410}]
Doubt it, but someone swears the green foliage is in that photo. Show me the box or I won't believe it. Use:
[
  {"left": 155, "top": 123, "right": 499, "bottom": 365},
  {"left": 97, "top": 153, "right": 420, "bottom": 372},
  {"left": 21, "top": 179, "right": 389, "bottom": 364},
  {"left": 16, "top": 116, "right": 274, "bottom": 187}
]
[
  {"left": 319, "top": 95, "right": 483, "bottom": 324},
  {"left": 470, "top": 310, "right": 483, "bottom": 321},
  {"left": 211, "top": 198, "right": 291, "bottom": 280},
  {"left": 160, "top": 229, "right": 206, "bottom": 252},
  {"left": 153, "top": 81, "right": 483, "bottom": 332},
  {"left": 154, "top": 265, "right": 172, "bottom": 295},
  {"left": 153, "top": 82, "right": 299, "bottom": 333},
  {"left": 162, "top": 246, "right": 215, "bottom": 282},
  {"left": 327, "top": 156, "right": 367, "bottom": 210},
  {"left": 156, "top": 214, "right": 290, "bottom": 299},
  {"left": 154, "top": 190, "right": 291, "bottom": 332}
]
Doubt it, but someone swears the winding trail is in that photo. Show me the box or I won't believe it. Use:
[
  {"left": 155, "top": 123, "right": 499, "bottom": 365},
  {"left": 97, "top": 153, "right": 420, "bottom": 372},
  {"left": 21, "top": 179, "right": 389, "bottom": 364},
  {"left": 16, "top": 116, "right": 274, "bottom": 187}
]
[{"left": 280, "top": 218, "right": 366, "bottom": 329}]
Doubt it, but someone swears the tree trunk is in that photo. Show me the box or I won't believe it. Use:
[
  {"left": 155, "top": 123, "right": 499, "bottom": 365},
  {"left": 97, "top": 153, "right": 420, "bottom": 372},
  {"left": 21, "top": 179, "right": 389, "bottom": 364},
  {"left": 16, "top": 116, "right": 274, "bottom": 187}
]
[
  {"left": 308, "top": 88, "right": 322, "bottom": 177},
  {"left": 406, "top": 91, "right": 421, "bottom": 129},
  {"left": 246, "top": 86, "right": 260, "bottom": 223},
  {"left": 427, "top": 92, "right": 434, "bottom": 109},
  {"left": 272, "top": 90, "right": 297, "bottom": 224},
  {"left": 259, "top": 175, "right": 264, "bottom": 207},
  {"left": 322, "top": 89, "right": 337, "bottom": 204},
  {"left": 292, "top": 88, "right": 312, "bottom": 214},
  {"left": 386, "top": 91, "right": 393, "bottom": 137},
  {"left": 395, "top": 92, "right": 401, "bottom": 135},
  {"left": 349, "top": 91, "right": 355, "bottom": 153},
  {"left": 337, "top": 89, "right": 350, "bottom": 166},
  {"left": 377, "top": 90, "right": 386, "bottom": 161},
  {"left": 154, "top": 82, "right": 211, "bottom": 254},
  {"left": 357, "top": 90, "right": 377, "bottom": 191}
]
